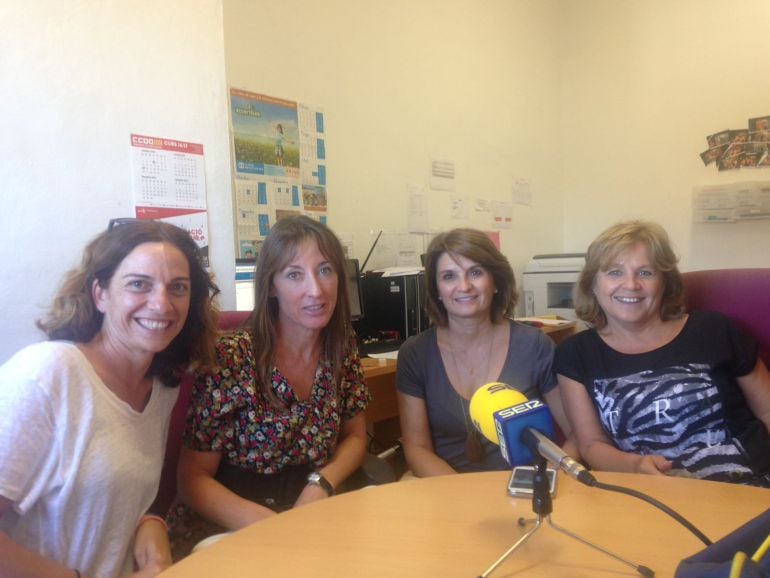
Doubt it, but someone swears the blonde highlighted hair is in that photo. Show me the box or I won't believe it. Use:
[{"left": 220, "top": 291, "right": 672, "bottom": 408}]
[{"left": 574, "top": 220, "right": 684, "bottom": 328}]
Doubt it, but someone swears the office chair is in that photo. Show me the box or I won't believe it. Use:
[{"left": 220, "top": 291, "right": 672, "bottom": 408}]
[{"left": 681, "top": 268, "right": 770, "bottom": 368}]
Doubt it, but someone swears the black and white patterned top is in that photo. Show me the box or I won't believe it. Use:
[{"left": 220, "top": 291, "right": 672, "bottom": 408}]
[{"left": 555, "top": 310, "right": 770, "bottom": 485}]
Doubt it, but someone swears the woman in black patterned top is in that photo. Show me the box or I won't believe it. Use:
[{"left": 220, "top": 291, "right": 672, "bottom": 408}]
[{"left": 555, "top": 221, "right": 770, "bottom": 486}]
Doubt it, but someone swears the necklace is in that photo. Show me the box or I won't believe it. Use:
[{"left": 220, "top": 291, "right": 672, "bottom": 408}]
[
  {"left": 458, "top": 395, "right": 483, "bottom": 463},
  {"left": 445, "top": 325, "right": 495, "bottom": 391},
  {"left": 445, "top": 325, "right": 496, "bottom": 464}
]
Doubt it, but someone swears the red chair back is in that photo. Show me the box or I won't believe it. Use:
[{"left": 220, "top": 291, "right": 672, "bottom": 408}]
[
  {"left": 154, "top": 310, "right": 251, "bottom": 516},
  {"left": 681, "top": 269, "right": 770, "bottom": 368}
]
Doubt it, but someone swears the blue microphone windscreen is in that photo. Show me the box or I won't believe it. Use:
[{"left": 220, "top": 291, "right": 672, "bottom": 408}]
[{"left": 494, "top": 400, "right": 555, "bottom": 466}]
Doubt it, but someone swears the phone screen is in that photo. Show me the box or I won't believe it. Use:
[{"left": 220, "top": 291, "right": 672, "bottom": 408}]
[{"left": 507, "top": 467, "right": 557, "bottom": 497}]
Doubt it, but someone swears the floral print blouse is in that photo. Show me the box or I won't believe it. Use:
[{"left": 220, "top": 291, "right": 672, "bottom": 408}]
[{"left": 184, "top": 330, "right": 371, "bottom": 474}]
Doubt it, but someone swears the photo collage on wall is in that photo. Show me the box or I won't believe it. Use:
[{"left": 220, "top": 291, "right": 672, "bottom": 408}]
[
  {"left": 700, "top": 115, "right": 770, "bottom": 171},
  {"left": 229, "top": 88, "right": 327, "bottom": 260}
]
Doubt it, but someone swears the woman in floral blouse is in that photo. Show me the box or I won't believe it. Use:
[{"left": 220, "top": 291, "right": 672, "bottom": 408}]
[{"left": 168, "top": 215, "right": 370, "bottom": 557}]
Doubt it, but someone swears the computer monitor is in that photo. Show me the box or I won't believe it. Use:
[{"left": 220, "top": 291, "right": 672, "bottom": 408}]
[
  {"left": 345, "top": 258, "right": 364, "bottom": 320},
  {"left": 235, "top": 259, "right": 256, "bottom": 312},
  {"left": 236, "top": 257, "right": 364, "bottom": 321}
]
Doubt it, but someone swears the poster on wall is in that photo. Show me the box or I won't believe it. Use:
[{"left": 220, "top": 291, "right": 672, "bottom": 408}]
[
  {"left": 692, "top": 181, "right": 770, "bottom": 222},
  {"left": 231, "top": 89, "right": 300, "bottom": 180},
  {"left": 129, "top": 134, "right": 210, "bottom": 266},
  {"left": 299, "top": 102, "right": 327, "bottom": 189},
  {"left": 229, "top": 88, "right": 328, "bottom": 260},
  {"left": 492, "top": 200, "right": 513, "bottom": 229}
]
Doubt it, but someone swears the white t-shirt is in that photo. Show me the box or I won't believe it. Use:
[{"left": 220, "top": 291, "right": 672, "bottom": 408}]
[{"left": 0, "top": 341, "right": 179, "bottom": 578}]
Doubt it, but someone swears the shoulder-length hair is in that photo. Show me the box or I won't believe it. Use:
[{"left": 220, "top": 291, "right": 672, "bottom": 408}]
[
  {"left": 248, "top": 215, "right": 351, "bottom": 402},
  {"left": 574, "top": 220, "right": 684, "bottom": 329},
  {"left": 423, "top": 228, "right": 517, "bottom": 327},
  {"left": 37, "top": 220, "right": 220, "bottom": 386}
]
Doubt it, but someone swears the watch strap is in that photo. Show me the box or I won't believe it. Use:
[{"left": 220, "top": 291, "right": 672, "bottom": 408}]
[{"left": 307, "top": 471, "right": 334, "bottom": 496}]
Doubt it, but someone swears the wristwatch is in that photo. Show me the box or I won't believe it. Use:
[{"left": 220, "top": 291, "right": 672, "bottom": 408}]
[{"left": 306, "top": 471, "right": 335, "bottom": 496}]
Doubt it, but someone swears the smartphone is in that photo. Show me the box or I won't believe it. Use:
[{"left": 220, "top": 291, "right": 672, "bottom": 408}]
[{"left": 507, "top": 466, "right": 558, "bottom": 498}]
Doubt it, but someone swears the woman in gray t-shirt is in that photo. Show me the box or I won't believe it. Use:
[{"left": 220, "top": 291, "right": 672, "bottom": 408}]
[{"left": 396, "top": 228, "right": 574, "bottom": 476}]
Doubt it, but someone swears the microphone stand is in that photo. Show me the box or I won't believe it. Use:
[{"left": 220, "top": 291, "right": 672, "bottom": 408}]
[{"left": 477, "top": 457, "right": 655, "bottom": 578}]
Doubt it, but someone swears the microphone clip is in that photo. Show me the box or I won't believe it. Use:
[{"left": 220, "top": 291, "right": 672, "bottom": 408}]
[{"left": 529, "top": 457, "right": 553, "bottom": 518}]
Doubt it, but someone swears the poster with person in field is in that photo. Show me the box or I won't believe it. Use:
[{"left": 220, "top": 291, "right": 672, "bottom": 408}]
[{"left": 230, "top": 88, "right": 300, "bottom": 179}]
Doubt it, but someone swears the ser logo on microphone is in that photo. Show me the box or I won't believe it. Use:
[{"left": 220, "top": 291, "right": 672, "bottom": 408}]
[
  {"left": 494, "top": 398, "right": 555, "bottom": 466},
  {"left": 497, "top": 399, "right": 545, "bottom": 418}
]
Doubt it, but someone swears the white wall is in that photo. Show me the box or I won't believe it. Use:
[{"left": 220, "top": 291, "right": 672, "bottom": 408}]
[
  {"left": 0, "top": 0, "right": 232, "bottom": 364},
  {"left": 223, "top": 0, "right": 566, "bottom": 275},
  {"left": 3, "top": 0, "right": 769, "bottom": 364},
  {"left": 559, "top": 0, "right": 770, "bottom": 270}
]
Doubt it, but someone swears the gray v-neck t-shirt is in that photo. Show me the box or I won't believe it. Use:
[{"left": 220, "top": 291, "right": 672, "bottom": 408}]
[{"left": 397, "top": 319, "right": 556, "bottom": 472}]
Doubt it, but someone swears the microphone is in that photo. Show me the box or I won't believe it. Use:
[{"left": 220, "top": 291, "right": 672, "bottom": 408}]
[
  {"left": 472, "top": 384, "right": 713, "bottom": 554},
  {"left": 469, "top": 382, "right": 596, "bottom": 485},
  {"left": 520, "top": 428, "right": 596, "bottom": 486},
  {"left": 493, "top": 397, "right": 555, "bottom": 466}
]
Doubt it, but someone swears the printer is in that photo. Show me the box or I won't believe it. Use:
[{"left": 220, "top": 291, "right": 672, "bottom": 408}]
[{"left": 521, "top": 253, "right": 585, "bottom": 319}]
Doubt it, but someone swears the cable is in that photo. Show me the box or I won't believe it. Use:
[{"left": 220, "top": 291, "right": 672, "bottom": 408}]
[
  {"left": 590, "top": 480, "right": 713, "bottom": 546},
  {"left": 729, "top": 551, "right": 747, "bottom": 578},
  {"left": 360, "top": 230, "right": 382, "bottom": 272},
  {"left": 751, "top": 532, "right": 770, "bottom": 563}
]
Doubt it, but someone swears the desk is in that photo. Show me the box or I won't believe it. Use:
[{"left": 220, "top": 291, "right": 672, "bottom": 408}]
[
  {"left": 361, "top": 357, "right": 401, "bottom": 451},
  {"left": 159, "top": 471, "right": 769, "bottom": 578},
  {"left": 361, "top": 357, "right": 398, "bottom": 425},
  {"left": 538, "top": 321, "right": 576, "bottom": 345}
]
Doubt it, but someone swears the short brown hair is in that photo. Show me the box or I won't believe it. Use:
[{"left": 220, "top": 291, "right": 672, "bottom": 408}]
[
  {"left": 37, "top": 220, "right": 220, "bottom": 385},
  {"left": 575, "top": 220, "right": 684, "bottom": 328},
  {"left": 423, "top": 228, "right": 517, "bottom": 327}
]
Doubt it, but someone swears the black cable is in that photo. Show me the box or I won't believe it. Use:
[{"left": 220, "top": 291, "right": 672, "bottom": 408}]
[
  {"left": 360, "top": 230, "right": 382, "bottom": 272},
  {"left": 589, "top": 479, "right": 713, "bottom": 546}
]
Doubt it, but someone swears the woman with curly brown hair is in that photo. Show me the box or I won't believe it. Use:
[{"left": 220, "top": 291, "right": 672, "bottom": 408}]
[{"left": 0, "top": 219, "right": 219, "bottom": 578}]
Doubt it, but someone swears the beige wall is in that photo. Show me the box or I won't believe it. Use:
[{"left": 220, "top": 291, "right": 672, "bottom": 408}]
[
  {"left": 2, "top": 0, "right": 769, "bottom": 363},
  {"left": 224, "top": 0, "right": 566, "bottom": 274},
  {"left": 0, "top": 0, "right": 231, "bottom": 363},
  {"left": 224, "top": 0, "right": 770, "bottom": 274},
  {"left": 559, "top": 0, "right": 770, "bottom": 270}
]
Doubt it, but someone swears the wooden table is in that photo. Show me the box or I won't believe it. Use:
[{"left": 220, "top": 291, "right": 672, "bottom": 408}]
[{"left": 159, "top": 471, "right": 770, "bottom": 578}]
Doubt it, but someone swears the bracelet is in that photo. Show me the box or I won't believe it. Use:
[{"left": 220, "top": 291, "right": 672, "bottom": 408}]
[{"left": 136, "top": 513, "right": 168, "bottom": 532}]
